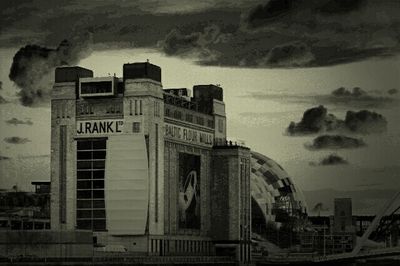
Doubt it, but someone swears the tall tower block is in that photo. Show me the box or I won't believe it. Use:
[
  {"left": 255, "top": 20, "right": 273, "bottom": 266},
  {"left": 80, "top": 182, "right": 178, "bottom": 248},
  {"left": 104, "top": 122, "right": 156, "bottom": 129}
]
[
  {"left": 50, "top": 66, "right": 93, "bottom": 230},
  {"left": 123, "top": 62, "right": 165, "bottom": 235}
]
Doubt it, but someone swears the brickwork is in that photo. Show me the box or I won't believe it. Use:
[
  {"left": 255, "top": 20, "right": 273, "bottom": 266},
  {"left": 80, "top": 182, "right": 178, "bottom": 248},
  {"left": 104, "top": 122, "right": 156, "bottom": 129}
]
[{"left": 211, "top": 147, "right": 251, "bottom": 262}]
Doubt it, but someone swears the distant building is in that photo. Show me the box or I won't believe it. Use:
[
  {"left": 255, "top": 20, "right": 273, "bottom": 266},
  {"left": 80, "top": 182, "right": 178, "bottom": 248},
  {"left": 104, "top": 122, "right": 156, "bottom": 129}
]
[
  {"left": 31, "top": 181, "right": 50, "bottom": 194},
  {"left": 0, "top": 189, "right": 50, "bottom": 231},
  {"left": 300, "top": 231, "right": 356, "bottom": 255},
  {"left": 301, "top": 198, "right": 356, "bottom": 255},
  {"left": 333, "top": 198, "right": 355, "bottom": 233}
]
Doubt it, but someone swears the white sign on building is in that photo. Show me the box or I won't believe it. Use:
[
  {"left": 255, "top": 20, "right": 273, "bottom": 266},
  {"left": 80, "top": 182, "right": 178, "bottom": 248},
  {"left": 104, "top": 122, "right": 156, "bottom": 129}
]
[
  {"left": 77, "top": 119, "right": 124, "bottom": 135},
  {"left": 164, "top": 123, "right": 213, "bottom": 147}
]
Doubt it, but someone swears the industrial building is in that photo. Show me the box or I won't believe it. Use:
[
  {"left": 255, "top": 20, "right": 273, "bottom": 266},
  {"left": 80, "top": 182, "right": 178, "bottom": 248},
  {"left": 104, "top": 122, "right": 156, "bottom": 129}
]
[
  {"left": 49, "top": 62, "right": 307, "bottom": 262},
  {"left": 300, "top": 198, "right": 356, "bottom": 255}
]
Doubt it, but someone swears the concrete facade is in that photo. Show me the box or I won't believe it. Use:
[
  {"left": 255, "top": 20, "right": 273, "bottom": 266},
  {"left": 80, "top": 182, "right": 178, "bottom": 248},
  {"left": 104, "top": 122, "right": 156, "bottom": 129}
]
[{"left": 49, "top": 62, "right": 251, "bottom": 261}]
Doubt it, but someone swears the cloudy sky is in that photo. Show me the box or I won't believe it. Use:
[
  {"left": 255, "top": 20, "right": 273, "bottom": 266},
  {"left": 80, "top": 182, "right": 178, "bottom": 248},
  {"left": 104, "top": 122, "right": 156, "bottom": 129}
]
[{"left": 1, "top": 0, "right": 399, "bottom": 214}]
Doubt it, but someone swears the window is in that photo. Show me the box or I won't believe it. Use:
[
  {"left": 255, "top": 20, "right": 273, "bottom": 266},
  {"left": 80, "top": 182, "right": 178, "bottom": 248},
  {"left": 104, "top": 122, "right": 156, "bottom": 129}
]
[
  {"left": 76, "top": 139, "right": 106, "bottom": 231},
  {"left": 218, "top": 119, "right": 224, "bottom": 133},
  {"left": 155, "top": 124, "right": 159, "bottom": 222},
  {"left": 132, "top": 122, "right": 141, "bottom": 133},
  {"left": 60, "top": 125, "right": 67, "bottom": 224},
  {"left": 154, "top": 101, "right": 161, "bottom": 117},
  {"left": 174, "top": 110, "right": 182, "bottom": 120},
  {"left": 135, "top": 100, "right": 138, "bottom": 115},
  {"left": 196, "top": 116, "right": 204, "bottom": 125},
  {"left": 186, "top": 114, "right": 193, "bottom": 123},
  {"left": 81, "top": 81, "right": 112, "bottom": 95}
]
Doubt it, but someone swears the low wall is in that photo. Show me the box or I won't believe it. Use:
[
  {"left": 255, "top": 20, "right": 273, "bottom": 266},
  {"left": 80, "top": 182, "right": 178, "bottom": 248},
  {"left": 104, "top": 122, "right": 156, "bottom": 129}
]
[{"left": 0, "top": 230, "right": 93, "bottom": 258}]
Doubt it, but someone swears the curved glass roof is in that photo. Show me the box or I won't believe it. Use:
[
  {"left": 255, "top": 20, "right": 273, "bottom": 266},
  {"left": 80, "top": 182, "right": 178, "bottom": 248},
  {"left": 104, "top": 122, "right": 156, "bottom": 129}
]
[{"left": 250, "top": 151, "right": 307, "bottom": 227}]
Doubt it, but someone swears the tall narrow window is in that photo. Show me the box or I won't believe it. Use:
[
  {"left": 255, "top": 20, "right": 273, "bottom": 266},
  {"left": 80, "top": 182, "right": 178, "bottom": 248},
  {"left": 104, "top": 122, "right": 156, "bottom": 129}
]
[
  {"left": 129, "top": 100, "right": 132, "bottom": 115},
  {"left": 59, "top": 125, "right": 67, "bottom": 224},
  {"left": 154, "top": 101, "right": 160, "bottom": 117},
  {"left": 139, "top": 100, "right": 143, "bottom": 115},
  {"left": 61, "top": 102, "right": 65, "bottom": 118},
  {"left": 155, "top": 124, "right": 158, "bottom": 222},
  {"left": 76, "top": 139, "right": 107, "bottom": 231},
  {"left": 135, "top": 100, "right": 138, "bottom": 115},
  {"left": 218, "top": 119, "right": 223, "bottom": 133},
  {"left": 56, "top": 104, "right": 60, "bottom": 118}
]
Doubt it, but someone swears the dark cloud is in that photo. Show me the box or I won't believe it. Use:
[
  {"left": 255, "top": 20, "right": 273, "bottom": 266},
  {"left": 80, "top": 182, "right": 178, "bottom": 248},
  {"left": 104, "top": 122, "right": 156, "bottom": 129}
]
[
  {"left": 246, "top": 86, "right": 397, "bottom": 108},
  {"left": 310, "top": 153, "right": 349, "bottom": 166},
  {"left": 1, "top": 1, "right": 240, "bottom": 49},
  {"left": 287, "top": 105, "right": 343, "bottom": 135},
  {"left": 306, "top": 134, "right": 366, "bottom": 150},
  {"left": 161, "top": 25, "right": 226, "bottom": 62},
  {"left": 6, "top": 118, "right": 33, "bottom": 126},
  {"left": 0, "top": 155, "right": 10, "bottom": 160},
  {"left": 9, "top": 33, "right": 92, "bottom": 106},
  {"left": 245, "top": 0, "right": 298, "bottom": 28},
  {"left": 319, "top": 153, "right": 348, "bottom": 166},
  {"left": 287, "top": 105, "right": 387, "bottom": 135},
  {"left": 332, "top": 87, "right": 366, "bottom": 97},
  {"left": 318, "top": 0, "right": 366, "bottom": 14},
  {"left": 257, "top": 41, "right": 315, "bottom": 67},
  {"left": 345, "top": 110, "right": 387, "bottom": 134},
  {"left": 2, "top": 0, "right": 400, "bottom": 69},
  {"left": 241, "top": 0, "right": 400, "bottom": 67},
  {"left": 4, "top": 136, "right": 31, "bottom": 144},
  {"left": 388, "top": 88, "right": 398, "bottom": 95},
  {"left": 326, "top": 86, "right": 395, "bottom": 107}
]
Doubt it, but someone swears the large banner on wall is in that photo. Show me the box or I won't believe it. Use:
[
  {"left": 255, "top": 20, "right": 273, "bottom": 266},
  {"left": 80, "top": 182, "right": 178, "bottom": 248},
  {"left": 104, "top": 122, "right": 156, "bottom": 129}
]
[{"left": 178, "top": 153, "right": 201, "bottom": 229}]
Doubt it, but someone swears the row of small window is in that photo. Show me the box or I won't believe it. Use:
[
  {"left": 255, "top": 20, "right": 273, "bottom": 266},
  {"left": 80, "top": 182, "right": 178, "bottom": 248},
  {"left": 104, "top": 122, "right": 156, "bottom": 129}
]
[
  {"left": 129, "top": 100, "right": 143, "bottom": 116},
  {"left": 78, "top": 104, "right": 122, "bottom": 115},
  {"left": 77, "top": 209, "right": 106, "bottom": 219},
  {"left": 77, "top": 170, "right": 105, "bottom": 180},
  {"left": 77, "top": 180, "right": 104, "bottom": 190},
  {"left": 77, "top": 150, "right": 106, "bottom": 160},
  {"left": 55, "top": 104, "right": 70, "bottom": 119},
  {"left": 76, "top": 219, "right": 106, "bottom": 231},
  {"left": 77, "top": 199, "right": 105, "bottom": 209},
  {"left": 77, "top": 190, "right": 105, "bottom": 199},
  {"left": 77, "top": 160, "right": 105, "bottom": 170},
  {"left": 5, "top": 221, "right": 51, "bottom": 230},
  {"left": 165, "top": 108, "right": 214, "bottom": 127},
  {"left": 77, "top": 140, "right": 106, "bottom": 150},
  {"left": 150, "top": 239, "right": 211, "bottom": 254}
]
